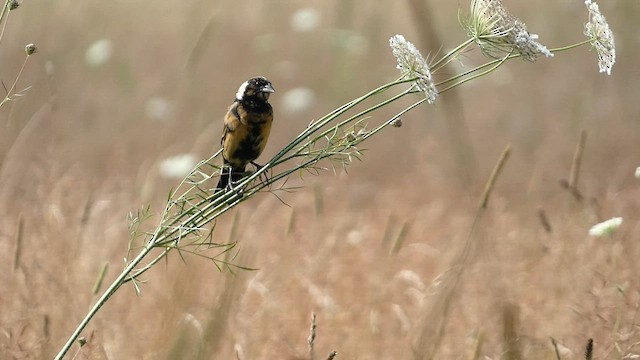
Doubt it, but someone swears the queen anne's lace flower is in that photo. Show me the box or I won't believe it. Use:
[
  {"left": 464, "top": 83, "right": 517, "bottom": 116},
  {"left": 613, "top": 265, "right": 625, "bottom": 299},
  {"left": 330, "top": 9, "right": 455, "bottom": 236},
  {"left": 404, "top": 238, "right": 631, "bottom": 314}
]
[
  {"left": 588, "top": 217, "right": 623, "bottom": 237},
  {"left": 465, "top": 0, "right": 553, "bottom": 61},
  {"left": 584, "top": 0, "right": 615, "bottom": 75},
  {"left": 389, "top": 35, "right": 438, "bottom": 104}
]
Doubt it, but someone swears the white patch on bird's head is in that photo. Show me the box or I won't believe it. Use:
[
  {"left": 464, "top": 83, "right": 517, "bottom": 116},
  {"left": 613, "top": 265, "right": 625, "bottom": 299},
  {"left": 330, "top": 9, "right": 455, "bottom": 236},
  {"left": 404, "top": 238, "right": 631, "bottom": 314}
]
[{"left": 235, "top": 80, "right": 249, "bottom": 101}]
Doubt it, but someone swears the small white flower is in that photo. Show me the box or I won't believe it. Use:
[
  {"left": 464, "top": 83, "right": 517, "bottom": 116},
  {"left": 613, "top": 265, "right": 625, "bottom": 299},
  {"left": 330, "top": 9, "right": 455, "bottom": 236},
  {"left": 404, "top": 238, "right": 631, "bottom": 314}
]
[
  {"left": 85, "top": 39, "right": 113, "bottom": 67},
  {"left": 159, "top": 154, "right": 198, "bottom": 179},
  {"left": 514, "top": 29, "right": 553, "bottom": 59},
  {"left": 280, "top": 87, "right": 315, "bottom": 114},
  {"left": 584, "top": 0, "right": 615, "bottom": 75},
  {"left": 635, "top": 167, "right": 640, "bottom": 179},
  {"left": 389, "top": 34, "right": 438, "bottom": 104},
  {"left": 464, "top": 0, "right": 553, "bottom": 61},
  {"left": 291, "top": 8, "right": 321, "bottom": 33},
  {"left": 588, "top": 217, "right": 623, "bottom": 237}
]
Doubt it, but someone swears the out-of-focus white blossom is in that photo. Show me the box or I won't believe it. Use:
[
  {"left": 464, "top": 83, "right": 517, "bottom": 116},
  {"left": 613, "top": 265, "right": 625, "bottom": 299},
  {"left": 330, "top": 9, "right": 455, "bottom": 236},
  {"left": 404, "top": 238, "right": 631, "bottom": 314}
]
[
  {"left": 280, "top": 87, "right": 315, "bottom": 114},
  {"left": 85, "top": 39, "right": 113, "bottom": 67},
  {"left": 588, "top": 217, "right": 623, "bottom": 237},
  {"left": 160, "top": 154, "right": 198, "bottom": 179},
  {"left": 145, "top": 97, "right": 173, "bottom": 121},
  {"left": 291, "top": 8, "right": 321, "bottom": 32}
]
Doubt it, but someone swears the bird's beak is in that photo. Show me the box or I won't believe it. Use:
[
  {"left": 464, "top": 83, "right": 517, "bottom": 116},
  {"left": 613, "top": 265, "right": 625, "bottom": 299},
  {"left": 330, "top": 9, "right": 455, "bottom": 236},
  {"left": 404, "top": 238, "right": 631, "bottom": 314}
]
[{"left": 261, "top": 84, "right": 275, "bottom": 93}]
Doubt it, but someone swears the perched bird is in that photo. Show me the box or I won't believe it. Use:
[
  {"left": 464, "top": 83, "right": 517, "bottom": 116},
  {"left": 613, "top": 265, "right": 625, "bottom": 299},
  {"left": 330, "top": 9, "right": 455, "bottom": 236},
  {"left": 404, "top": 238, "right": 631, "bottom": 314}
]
[{"left": 216, "top": 76, "right": 275, "bottom": 191}]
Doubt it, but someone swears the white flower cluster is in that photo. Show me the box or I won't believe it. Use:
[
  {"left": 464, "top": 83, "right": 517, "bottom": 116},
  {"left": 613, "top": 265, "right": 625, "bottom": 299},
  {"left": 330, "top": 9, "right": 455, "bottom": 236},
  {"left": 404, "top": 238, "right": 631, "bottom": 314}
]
[
  {"left": 389, "top": 35, "right": 438, "bottom": 104},
  {"left": 466, "top": 0, "right": 553, "bottom": 61},
  {"left": 584, "top": 0, "right": 616, "bottom": 75},
  {"left": 588, "top": 217, "right": 623, "bottom": 237}
]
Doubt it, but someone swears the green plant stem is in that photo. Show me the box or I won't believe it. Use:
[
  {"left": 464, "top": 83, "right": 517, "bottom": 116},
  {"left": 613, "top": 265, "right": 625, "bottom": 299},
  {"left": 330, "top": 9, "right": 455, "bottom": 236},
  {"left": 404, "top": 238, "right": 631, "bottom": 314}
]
[
  {"left": 0, "top": 0, "right": 11, "bottom": 43},
  {"left": 361, "top": 96, "right": 428, "bottom": 141},
  {"left": 271, "top": 78, "right": 415, "bottom": 160},
  {"left": 549, "top": 38, "right": 594, "bottom": 53},
  {"left": 434, "top": 38, "right": 596, "bottom": 93},
  {"left": 437, "top": 51, "right": 511, "bottom": 94},
  {"left": 124, "top": 248, "right": 171, "bottom": 283},
  {"left": 431, "top": 38, "right": 475, "bottom": 73},
  {"left": 261, "top": 95, "right": 426, "bottom": 188},
  {"left": 54, "top": 243, "right": 155, "bottom": 360},
  {"left": 0, "top": 0, "right": 11, "bottom": 40},
  {"left": 272, "top": 88, "right": 414, "bottom": 166}
]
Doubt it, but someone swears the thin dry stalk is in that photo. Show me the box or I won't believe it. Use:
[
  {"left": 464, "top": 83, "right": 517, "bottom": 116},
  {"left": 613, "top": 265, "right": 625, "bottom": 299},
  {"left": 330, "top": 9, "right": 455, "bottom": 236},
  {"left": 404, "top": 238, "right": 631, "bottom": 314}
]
[
  {"left": 285, "top": 208, "right": 296, "bottom": 237},
  {"left": 389, "top": 220, "right": 412, "bottom": 256},
  {"left": 468, "top": 332, "right": 484, "bottom": 360},
  {"left": 308, "top": 313, "right": 317, "bottom": 360},
  {"left": 406, "top": 0, "right": 478, "bottom": 186},
  {"left": 550, "top": 337, "right": 562, "bottom": 360},
  {"left": 537, "top": 207, "right": 552, "bottom": 234},
  {"left": 479, "top": 144, "right": 511, "bottom": 209},
  {"left": 585, "top": 338, "right": 594, "bottom": 360},
  {"left": 12, "top": 213, "right": 23, "bottom": 271},
  {"left": 80, "top": 192, "right": 94, "bottom": 227},
  {"left": 314, "top": 185, "right": 324, "bottom": 216},
  {"left": 91, "top": 263, "right": 109, "bottom": 295},
  {"left": 200, "top": 272, "right": 244, "bottom": 358},
  {"left": 502, "top": 303, "right": 521, "bottom": 360},
  {"left": 561, "top": 130, "right": 587, "bottom": 201},
  {"left": 411, "top": 145, "right": 512, "bottom": 360},
  {"left": 569, "top": 130, "right": 587, "bottom": 190},
  {"left": 381, "top": 213, "right": 396, "bottom": 247},
  {"left": 411, "top": 267, "right": 460, "bottom": 360},
  {"left": 164, "top": 313, "right": 204, "bottom": 360}
]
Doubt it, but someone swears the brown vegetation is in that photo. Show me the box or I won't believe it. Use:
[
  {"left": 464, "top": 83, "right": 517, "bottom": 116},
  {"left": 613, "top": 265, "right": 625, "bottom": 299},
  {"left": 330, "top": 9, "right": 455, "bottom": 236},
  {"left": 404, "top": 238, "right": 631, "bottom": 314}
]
[{"left": 1, "top": 1, "right": 638, "bottom": 359}]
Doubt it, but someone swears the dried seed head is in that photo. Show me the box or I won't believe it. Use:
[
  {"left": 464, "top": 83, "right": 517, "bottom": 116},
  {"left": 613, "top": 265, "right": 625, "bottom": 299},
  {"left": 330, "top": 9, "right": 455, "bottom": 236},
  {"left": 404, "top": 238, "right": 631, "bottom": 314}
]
[
  {"left": 391, "top": 118, "right": 403, "bottom": 128},
  {"left": 25, "top": 43, "right": 36, "bottom": 55},
  {"left": 9, "top": 0, "right": 19, "bottom": 10},
  {"left": 584, "top": 0, "right": 615, "bottom": 75},
  {"left": 389, "top": 34, "right": 438, "bottom": 104},
  {"left": 464, "top": 0, "right": 553, "bottom": 61}
]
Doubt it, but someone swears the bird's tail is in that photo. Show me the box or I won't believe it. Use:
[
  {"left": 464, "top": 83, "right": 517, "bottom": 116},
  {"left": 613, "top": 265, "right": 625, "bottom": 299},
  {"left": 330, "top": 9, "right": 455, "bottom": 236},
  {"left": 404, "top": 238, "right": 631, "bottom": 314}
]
[{"left": 215, "top": 166, "right": 245, "bottom": 191}]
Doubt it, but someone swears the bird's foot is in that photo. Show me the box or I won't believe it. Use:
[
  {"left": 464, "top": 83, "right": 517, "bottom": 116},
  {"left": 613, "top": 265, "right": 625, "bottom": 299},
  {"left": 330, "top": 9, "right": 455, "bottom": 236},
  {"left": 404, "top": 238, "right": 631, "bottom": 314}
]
[{"left": 250, "top": 161, "right": 270, "bottom": 186}]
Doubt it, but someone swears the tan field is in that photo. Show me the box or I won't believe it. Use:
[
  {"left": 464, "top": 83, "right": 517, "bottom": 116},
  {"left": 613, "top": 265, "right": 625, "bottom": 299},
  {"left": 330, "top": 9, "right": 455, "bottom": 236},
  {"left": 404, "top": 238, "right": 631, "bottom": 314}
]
[{"left": 1, "top": 1, "right": 639, "bottom": 359}]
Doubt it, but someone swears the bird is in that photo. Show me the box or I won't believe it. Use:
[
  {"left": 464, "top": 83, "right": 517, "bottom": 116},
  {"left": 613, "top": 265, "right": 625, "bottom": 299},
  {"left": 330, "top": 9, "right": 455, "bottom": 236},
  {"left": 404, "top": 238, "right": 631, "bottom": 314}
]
[{"left": 216, "top": 76, "right": 275, "bottom": 192}]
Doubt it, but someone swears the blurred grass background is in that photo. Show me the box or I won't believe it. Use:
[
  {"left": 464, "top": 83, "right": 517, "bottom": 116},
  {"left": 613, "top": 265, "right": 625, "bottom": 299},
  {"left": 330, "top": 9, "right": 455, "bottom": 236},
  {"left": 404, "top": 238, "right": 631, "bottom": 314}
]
[{"left": 1, "top": 0, "right": 639, "bottom": 358}]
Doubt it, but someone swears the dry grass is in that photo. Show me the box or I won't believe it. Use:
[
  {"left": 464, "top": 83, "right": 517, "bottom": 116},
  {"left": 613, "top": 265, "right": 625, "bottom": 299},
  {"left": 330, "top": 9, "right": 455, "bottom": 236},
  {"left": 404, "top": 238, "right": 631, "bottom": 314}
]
[{"left": 1, "top": 1, "right": 639, "bottom": 359}]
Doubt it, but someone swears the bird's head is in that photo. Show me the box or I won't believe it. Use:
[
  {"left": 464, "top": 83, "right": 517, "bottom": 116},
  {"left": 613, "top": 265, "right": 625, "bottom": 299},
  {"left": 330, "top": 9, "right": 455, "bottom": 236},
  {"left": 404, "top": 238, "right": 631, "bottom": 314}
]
[{"left": 236, "top": 76, "right": 275, "bottom": 103}]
